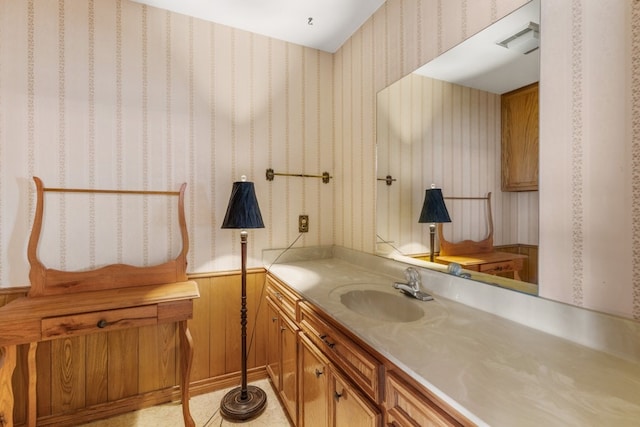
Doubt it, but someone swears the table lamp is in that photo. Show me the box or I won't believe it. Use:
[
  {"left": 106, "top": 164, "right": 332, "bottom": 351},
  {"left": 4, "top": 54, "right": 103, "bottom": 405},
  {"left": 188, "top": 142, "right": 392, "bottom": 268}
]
[{"left": 418, "top": 185, "right": 451, "bottom": 262}]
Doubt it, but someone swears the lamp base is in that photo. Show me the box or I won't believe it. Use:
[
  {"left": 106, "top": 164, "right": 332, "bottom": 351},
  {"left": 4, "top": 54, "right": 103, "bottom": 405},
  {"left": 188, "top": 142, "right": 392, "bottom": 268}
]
[{"left": 220, "top": 385, "right": 267, "bottom": 421}]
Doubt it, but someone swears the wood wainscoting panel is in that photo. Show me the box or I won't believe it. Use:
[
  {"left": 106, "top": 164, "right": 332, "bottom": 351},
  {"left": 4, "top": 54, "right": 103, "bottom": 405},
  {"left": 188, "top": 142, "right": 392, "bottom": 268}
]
[
  {"left": 209, "top": 275, "right": 228, "bottom": 379},
  {"left": 51, "top": 336, "right": 86, "bottom": 413},
  {"left": 246, "top": 271, "right": 268, "bottom": 372},
  {"left": 223, "top": 274, "right": 242, "bottom": 375},
  {"left": 138, "top": 323, "right": 177, "bottom": 394},
  {"left": 85, "top": 333, "right": 109, "bottom": 406},
  {"left": 35, "top": 341, "right": 52, "bottom": 417},
  {"left": 4, "top": 270, "right": 269, "bottom": 426},
  {"left": 107, "top": 329, "right": 140, "bottom": 402}
]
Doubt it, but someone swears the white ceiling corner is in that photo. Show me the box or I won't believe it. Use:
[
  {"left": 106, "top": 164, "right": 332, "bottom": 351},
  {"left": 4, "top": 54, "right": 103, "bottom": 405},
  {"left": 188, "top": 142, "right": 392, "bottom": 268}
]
[
  {"left": 414, "top": 0, "right": 540, "bottom": 94},
  {"left": 129, "top": 0, "right": 386, "bottom": 53}
]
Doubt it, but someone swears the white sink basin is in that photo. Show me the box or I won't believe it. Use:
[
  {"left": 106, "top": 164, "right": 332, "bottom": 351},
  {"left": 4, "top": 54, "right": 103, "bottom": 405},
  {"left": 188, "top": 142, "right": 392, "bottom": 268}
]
[
  {"left": 339, "top": 289, "right": 424, "bottom": 322},
  {"left": 329, "top": 283, "right": 448, "bottom": 324}
]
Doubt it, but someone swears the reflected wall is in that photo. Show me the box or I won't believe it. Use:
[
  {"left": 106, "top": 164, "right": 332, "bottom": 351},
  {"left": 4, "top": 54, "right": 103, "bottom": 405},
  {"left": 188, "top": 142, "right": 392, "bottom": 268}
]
[
  {"left": 377, "top": 73, "right": 539, "bottom": 257},
  {"left": 335, "top": 0, "right": 640, "bottom": 319}
]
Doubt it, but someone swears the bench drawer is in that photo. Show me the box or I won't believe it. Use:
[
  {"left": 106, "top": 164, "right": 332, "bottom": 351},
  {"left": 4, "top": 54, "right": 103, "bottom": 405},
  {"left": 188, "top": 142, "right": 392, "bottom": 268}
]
[{"left": 41, "top": 305, "right": 158, "bottom": 339}]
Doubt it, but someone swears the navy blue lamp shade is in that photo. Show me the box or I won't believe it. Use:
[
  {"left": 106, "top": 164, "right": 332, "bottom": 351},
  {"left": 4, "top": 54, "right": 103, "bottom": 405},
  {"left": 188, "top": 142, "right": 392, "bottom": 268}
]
[
  {"left": 221, "top": 180, "right": 264, "bottom": 229},
  {"left": 418, "top": 188, "right": 451, "bottom": 224}
]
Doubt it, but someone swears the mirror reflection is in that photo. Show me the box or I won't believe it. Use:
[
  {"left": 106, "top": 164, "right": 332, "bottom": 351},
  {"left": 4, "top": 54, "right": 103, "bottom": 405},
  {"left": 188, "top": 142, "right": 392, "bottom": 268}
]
[{"left": 376, "top": 0, "right": 539, "bottom": 295}]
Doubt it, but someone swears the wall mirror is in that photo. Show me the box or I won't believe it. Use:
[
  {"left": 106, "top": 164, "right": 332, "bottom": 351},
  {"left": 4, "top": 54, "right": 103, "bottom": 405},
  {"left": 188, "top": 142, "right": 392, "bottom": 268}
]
[{"left": 376, "top": 0, "right": 540, "bottom": 295}]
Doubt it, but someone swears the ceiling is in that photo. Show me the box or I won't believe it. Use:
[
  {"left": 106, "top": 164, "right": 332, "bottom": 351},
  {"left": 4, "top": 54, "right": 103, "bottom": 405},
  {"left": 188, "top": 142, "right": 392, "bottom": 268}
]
[
  {"left": 129, "top": 0, "right": 386, "bottom": 53},
  {"left": 129, "top": 0, "right": 538, "bottom": 93},
  {"left": 414, "top": 0, "right": 540, "bottom": 94}
]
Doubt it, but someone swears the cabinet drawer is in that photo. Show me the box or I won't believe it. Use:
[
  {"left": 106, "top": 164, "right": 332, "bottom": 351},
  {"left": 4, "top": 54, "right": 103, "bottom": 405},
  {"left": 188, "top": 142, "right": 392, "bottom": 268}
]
[
  {"left": 299, "top": 302, "right": 382, "bottom": 404},
  {"left": 266, "top": 276, "right": 300, "bottom": 321},
  {"left": 478, "top": 260, "right": 516, "bottom": 274},
  {"left": 385, "top": 372, "right": 461, "bottom": 427},
  {"left": 385, "top": 371, "right": 463, "bottom": 427},
  {"left": 41, "top": 305, "right": 158, "bottom": 339}
]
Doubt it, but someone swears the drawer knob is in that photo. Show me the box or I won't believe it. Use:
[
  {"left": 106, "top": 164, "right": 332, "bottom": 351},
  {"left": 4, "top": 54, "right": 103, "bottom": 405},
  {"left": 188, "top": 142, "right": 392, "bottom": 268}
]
[
  {"left": 322, "top": 336, "right": 336, "bottom": 349},
  {"left": 315, "top": 368, "right": 324, "bottom": 378},
  {"left": 97, "top": 319, "right": 108, "bottom": 328},
  {"left": 333, "top": 391, "right": 343, "bottom": 401}
]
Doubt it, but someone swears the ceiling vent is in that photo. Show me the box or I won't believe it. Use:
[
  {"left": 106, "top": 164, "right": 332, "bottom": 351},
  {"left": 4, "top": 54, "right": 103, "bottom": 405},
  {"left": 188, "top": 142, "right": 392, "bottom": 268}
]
[{"left": 497, "top": 22, "right": 539, "bottom": 54}]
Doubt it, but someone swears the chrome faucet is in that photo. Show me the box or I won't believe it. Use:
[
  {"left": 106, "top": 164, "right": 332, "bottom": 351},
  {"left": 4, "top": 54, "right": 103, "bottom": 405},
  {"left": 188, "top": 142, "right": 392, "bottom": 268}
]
[{"left": 393, "top": 267, "right": 433, "bottom": 301}]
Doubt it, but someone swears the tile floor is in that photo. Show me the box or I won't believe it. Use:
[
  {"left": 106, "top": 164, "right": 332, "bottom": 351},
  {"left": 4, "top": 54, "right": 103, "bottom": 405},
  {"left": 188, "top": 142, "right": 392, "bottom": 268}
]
[{"left": 80, "top": 379, "right": 292, "bottom": 427}]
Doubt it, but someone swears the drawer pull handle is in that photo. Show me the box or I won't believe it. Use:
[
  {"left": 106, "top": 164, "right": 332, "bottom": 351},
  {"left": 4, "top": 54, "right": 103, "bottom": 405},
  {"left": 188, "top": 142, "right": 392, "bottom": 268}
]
[
  {"left": 322, "top": 336, "right": 336, "bottom": 349},
  {"left": 319, "top": 334, "right": 327, "bottom": 340},
  {"left": 280, "top": 326, "right": 286, "bottom": 332},
  {"left": 315, "top": 368, "right": 324, "bottom": 378},
  {"left": 97, "top": 319, "right": 108, "bottom": 328},
  {"left": 271, "top": 317, "right": 278, "bottom": 322},
  {"left": 333, "top": 391, "right": 343, "bottom": 401}
]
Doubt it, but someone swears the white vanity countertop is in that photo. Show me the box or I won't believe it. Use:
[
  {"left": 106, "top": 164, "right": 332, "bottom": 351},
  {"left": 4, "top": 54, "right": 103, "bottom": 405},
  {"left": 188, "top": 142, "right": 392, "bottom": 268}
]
[{"left": 266, "top": 253, "right": 640, "bottom": 427}]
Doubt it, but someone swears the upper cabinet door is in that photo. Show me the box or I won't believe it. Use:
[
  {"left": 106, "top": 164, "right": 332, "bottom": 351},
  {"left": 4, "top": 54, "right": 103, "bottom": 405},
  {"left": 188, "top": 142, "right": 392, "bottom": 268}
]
[{"left": 501, "top": 82, "right": 539, "bottom": 192}]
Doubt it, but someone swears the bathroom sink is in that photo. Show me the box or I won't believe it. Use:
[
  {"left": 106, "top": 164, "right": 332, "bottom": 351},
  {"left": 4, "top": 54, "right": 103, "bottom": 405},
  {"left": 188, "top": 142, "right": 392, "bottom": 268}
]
[{"left": 339, "top": 288, "right": 425, "bottom": 323}]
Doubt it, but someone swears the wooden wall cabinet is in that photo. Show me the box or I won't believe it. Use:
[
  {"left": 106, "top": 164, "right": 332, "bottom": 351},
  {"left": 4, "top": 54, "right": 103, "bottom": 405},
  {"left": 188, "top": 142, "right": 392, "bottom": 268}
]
[
  {"left": 501, "top": 82, "right": 539, "bottom": 191},
  {"left": 266, "top": 277, "right": 300, "bottom": 424}
]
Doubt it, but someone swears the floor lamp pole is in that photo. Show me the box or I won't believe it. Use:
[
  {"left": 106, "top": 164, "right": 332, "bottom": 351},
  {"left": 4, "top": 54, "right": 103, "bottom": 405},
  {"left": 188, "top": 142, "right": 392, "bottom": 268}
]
[
  {"left": 220, "top": 230, "right": 267, "bottom": 421},
  {"left": 240, "top": 230, "right": 249, "bottom": 398}
]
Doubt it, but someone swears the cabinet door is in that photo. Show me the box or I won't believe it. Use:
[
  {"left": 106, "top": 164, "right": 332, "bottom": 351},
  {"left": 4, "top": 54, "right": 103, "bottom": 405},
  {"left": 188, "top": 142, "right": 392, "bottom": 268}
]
[
  {"left": 300, "top": 334, "right": 329, "bottom": 427},
  {"left": 501, "top": 82, "right": 538, "bottom": 191},
  {"left": 266, "top": 300, "right": 281, "bottom": 388},
  {"left": 280, "top": 313, "right": 299, "bottom": 423},
  {"left": 331, "top": 369, "right": 381, "bottom": 427}
]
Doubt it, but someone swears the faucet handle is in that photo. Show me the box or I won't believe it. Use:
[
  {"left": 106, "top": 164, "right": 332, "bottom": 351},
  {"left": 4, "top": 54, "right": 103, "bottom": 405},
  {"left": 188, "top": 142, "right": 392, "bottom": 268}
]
[{"left": 404, "top": 267, "right": 421, "bottom": 285}]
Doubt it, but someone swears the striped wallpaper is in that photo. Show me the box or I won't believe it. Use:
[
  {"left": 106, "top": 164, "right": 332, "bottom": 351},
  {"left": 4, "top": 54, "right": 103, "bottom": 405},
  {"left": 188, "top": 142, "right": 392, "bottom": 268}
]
[
  {"left": 0, "top": 0, "right": 334, "bottom": 285},
  {"left": 332, "top": 0, "right": 529, "bottom": 255},
  {"left": 538, "top": 0, "right": 638, "bottom": 319},
  {"left": 376, "top": 73, "right": 539, "bottom": 256},
  {"left": 0, "top": 0, "right": 638, "bottom": 320}
]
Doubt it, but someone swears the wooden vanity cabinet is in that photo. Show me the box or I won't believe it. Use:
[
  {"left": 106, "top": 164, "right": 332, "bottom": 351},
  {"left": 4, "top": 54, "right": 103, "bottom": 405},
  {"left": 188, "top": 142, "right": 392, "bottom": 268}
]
[
  {"left": 299, "top": 330, "right": 381, "bottom": 427},
  {"left": 298, "top": 302, "right": 382, "bottom": 404},
  {"left": 266, "top": 275, "right": 471, "bottom": 427},
  {"left": 501, "top": 82, "right": 539, "bottom": 191},
  {"left": 331, "top": 368, "right": 381, "bottom": 427},
  {"left": 299, "top": 333, "right": 330, "bottom": 427},
  {"left": 298, "top": 301, "right": 382, "bottom": 427},
  {"left": 266, "top": 276, "right": 300, "bottom": 424}
]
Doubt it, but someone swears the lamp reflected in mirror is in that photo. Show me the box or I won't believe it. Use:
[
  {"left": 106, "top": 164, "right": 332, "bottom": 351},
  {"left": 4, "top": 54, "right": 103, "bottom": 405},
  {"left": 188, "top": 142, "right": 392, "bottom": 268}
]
[
  {"left": 376, "top": 0, "right": 540, "bottom": 295},
  {"left": 418, "top": 185, "right": 451, "bottom": 262}
]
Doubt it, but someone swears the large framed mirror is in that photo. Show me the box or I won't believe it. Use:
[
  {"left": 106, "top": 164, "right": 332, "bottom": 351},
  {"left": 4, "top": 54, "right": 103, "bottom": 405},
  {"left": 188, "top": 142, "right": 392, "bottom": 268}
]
[{"left": 376, "top": 0, "right": 540, "bottom": 295}]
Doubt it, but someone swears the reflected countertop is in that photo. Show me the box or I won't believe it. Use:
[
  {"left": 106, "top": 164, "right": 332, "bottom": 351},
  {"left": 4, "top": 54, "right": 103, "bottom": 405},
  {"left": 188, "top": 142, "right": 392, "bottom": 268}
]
[{"left": 266, "top": 249, "right": 640, "bottom": 427}]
